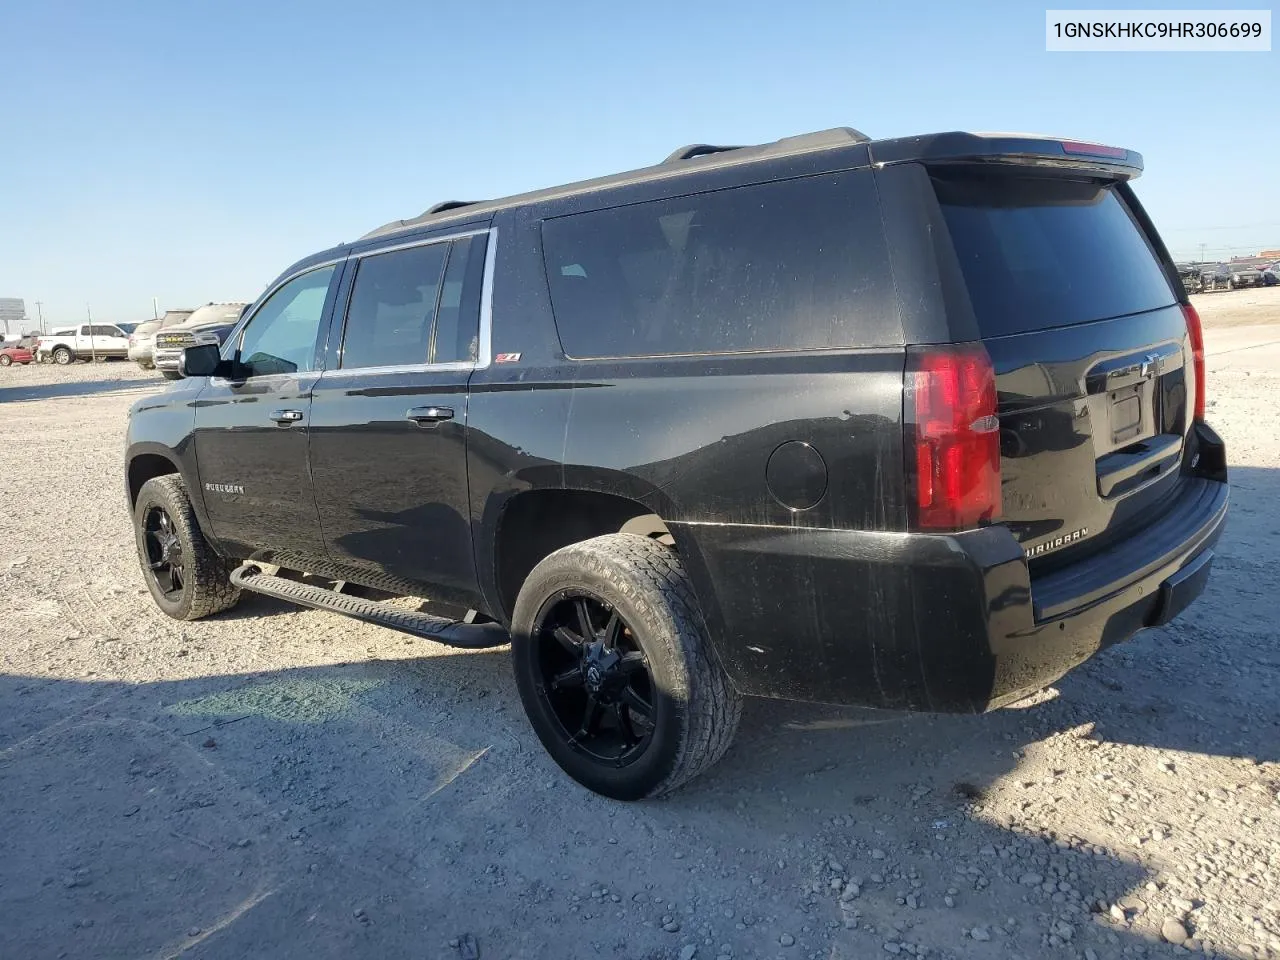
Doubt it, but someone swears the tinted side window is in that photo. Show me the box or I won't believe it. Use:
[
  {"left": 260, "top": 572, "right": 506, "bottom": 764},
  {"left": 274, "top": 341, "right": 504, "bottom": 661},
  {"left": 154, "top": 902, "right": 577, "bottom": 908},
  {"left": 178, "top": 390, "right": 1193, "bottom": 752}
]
[
  {"left": 237, "top": 265, "right": 336, "bottom": 377},
  {"left": 541, "top": 172, "right": 888, "bottom": 358},
  {"left": 432, "top": 234, "right": 487, "bottom": 364},
  {"left": 341, "top": 243, "right": 448, "bottom": 369}
]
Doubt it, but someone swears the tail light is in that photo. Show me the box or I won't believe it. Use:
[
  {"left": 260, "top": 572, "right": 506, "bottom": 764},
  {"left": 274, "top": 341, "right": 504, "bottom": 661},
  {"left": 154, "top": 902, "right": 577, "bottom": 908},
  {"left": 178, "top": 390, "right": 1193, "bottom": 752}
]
[
  {"left": 1182, "top": 303, "right": 1206, "bottom": 420},
  {"left": 907, "top": 344, "right": 1001, "bottom": 531}
]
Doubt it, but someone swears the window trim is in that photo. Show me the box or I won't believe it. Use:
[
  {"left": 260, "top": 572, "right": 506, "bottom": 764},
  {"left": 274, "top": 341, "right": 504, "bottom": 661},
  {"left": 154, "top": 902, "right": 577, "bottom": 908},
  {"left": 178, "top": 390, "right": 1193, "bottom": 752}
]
[
  {"left": 214, "top": 260, "right": 343, "bottom": 382},
  {"left": 317, "top": 226, "right": 496, "bottom": 380}
]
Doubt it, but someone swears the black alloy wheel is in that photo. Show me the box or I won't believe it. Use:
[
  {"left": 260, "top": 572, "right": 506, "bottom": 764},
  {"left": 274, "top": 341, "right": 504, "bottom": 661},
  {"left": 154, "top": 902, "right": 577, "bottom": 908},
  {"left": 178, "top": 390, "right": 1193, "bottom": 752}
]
[
  {"left": 143, "top": 505, "right": 186, "bottom": 599},
  {"left": 533, "top": 591, "right": 656, "bottom": 767}
]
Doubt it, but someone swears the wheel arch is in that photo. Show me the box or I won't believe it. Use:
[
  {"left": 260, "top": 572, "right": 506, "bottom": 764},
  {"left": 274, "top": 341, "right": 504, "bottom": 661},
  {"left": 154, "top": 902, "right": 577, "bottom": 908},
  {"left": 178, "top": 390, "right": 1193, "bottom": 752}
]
[
  {"left": 489, "top": 486, "right": 675, "bottom": 624},
  {"left": 125, "top": 443, "right": 223, "bottom": 557},
  {"left": 126, "top": 449, "right": 183, "bottom": 507}
]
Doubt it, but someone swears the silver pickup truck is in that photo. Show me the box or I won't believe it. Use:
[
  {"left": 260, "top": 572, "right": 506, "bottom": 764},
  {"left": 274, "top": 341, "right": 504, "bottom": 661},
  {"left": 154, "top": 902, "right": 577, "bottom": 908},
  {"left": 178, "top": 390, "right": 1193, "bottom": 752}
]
[{"left": 152, "top": 303, "right": 247, "bottom": 379}]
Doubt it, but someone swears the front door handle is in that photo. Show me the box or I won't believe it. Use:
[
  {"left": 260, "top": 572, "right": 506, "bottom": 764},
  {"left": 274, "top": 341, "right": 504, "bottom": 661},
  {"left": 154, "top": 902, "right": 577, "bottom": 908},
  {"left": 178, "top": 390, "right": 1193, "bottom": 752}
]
[
  {"left": 406, "top": 406, "right": 454, "bottom": 425},
  {"left": 269, "top": 409, "right": 304, "bottom": 425}
]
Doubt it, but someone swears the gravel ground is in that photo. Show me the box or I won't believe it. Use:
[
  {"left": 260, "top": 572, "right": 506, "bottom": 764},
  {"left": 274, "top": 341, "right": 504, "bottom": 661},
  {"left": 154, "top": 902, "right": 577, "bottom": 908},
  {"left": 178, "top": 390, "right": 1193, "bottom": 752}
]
[{"left": 1, "top": 295, "right": 1278, "bottom": 960}]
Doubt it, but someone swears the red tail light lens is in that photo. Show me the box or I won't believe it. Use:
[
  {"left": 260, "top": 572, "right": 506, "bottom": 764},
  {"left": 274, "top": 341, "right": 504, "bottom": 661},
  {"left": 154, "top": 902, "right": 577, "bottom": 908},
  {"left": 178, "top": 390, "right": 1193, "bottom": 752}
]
[
  {"left": 1182, "top": 303, "right": 1205, "bottom": 420},
  {"left": 907, "top": 344, "right": 1001, "bottom": 531}
]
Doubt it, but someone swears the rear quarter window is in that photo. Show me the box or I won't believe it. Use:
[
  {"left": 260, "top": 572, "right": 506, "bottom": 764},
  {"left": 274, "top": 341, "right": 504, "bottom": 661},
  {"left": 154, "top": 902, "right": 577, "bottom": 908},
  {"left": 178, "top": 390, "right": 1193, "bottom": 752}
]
[
  {"left": 933, "top": 174, "right": 1177, "bottom": 338},
  {"left": 541, "top": 171, "right": 892, "bottom": 358}
]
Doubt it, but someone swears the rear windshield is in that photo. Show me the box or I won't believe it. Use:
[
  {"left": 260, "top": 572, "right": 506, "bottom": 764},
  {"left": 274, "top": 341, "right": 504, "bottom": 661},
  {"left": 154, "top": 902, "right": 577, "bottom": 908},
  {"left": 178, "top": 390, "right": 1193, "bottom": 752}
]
[{"left": 933, "top": 174, "right": 1176, "bottom": 338}]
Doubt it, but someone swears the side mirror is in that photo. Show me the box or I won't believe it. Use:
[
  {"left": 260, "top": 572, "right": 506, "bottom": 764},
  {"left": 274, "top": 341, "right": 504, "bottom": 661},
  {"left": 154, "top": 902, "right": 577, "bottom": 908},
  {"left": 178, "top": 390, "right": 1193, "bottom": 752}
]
[{"left": 180, "top": 343, "right": 227, "bottom": 378}]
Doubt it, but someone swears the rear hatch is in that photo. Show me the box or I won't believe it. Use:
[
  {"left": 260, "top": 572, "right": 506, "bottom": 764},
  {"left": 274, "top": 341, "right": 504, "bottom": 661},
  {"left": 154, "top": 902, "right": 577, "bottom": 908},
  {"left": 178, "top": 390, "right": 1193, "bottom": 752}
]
[
  {"left": 865, "top": 136, "right": 1203, "bottom": 583},
  {"left": 911, "top": 149, "right": 1199, "bottom": 576}
]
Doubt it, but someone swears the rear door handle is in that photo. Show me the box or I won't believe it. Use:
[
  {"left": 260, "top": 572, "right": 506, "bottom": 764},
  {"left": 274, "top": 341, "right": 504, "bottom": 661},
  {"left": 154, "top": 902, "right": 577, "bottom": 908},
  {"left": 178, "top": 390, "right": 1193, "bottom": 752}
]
[
  {"left": 406, "top": 406, "right": 454, "bottom": 425},
  {"left": 269, "top": 409, "right": 304, "bottom": 425}
]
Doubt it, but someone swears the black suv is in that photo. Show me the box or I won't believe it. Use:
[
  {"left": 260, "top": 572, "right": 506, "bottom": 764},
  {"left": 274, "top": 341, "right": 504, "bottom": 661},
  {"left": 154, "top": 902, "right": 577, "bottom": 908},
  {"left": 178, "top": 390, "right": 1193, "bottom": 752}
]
[{"left": 125, "top": 128, "right": 1228, "bottom": 799}]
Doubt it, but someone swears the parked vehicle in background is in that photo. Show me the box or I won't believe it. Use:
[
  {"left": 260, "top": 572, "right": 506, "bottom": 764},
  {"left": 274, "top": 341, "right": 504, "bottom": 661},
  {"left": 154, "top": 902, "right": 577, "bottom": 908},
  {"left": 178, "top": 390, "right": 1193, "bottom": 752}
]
[
  {"left": 1261, "top": 263, "right": 1279, "bottom": 286},
  {"left": 1229, "top": 262, "right": 1266, "bottom": 289},
  {"left": 35, "top": 327, "right": 77, "bottom": 362},
  {"left": 1175, "top": 262, "right": 1203, "bottom": 295},
  {"left": 1200, "top": 263, "right": 1232, "bottom": 292},
  {"left": 0, "top": 335, "right": 37, "bottom": 366},
  {"left": 152, "top": 303, "right": 248, "bottom": 379},
  {"left": 126, "top": 128, "right": 1227, "bottom": 799},
  {"left": 130, "top": 310, "right": 195, "bottom": 369},
  {"left": 36, "top": 323, "right": 131, "bottom": 364}
]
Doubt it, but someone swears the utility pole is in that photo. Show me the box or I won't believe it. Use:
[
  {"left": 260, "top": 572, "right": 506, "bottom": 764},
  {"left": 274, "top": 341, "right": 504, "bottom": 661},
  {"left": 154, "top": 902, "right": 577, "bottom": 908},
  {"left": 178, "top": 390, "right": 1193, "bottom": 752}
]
[
  {"left": 34, "top": 300, "right": 44, "bottom": 334},
  {"left": 152, "top": 296, "right": 159, "bottom": 320},
  {"left": 1198, "top": 243, "right": 1207, "bottom": 263},
  {"left": 87, "top": 303, "right": 97, "bottom": 362}
]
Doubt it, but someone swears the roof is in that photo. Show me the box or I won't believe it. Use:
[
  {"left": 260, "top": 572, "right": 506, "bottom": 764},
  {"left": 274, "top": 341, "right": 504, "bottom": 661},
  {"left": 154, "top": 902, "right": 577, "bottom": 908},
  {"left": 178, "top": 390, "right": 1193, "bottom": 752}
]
[
  {"left": 358, "top": 128, "right": 1141, "bottom": 247},
  {"left": 360, "top": 127, "right": 871, "bottom": 241}
]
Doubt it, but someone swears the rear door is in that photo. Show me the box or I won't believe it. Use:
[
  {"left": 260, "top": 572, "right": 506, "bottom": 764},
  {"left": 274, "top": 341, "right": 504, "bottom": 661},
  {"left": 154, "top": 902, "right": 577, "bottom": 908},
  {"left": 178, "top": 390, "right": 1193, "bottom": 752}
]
[
  {"left": 922, "top": 167, "right": 1193, "bottom": 570},
  {"left": 308, "top": 229, "right": 490, "bottom": 605}
]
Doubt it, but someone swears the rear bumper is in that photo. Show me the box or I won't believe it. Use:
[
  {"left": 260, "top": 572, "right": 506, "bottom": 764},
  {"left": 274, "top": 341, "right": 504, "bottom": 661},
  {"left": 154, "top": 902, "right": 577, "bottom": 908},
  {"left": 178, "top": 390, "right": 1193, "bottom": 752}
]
[{"left": 676, "top": 472, "right": 1227, "bottom": 714}]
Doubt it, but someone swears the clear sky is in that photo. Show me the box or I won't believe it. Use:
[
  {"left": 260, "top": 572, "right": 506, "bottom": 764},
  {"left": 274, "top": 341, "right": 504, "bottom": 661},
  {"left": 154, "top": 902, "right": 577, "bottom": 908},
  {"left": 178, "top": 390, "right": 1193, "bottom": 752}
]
[{"left": 1, "top": 0, "right": 1276, "bottom": 327}]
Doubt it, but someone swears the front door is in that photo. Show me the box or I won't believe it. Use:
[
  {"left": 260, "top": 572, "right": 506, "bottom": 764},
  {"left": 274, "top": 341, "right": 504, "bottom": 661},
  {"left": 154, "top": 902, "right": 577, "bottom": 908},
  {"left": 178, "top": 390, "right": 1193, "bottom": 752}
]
[
  {"left": 193, "top": 263, "right": 341, "bottom": 563},
  {"left": 308, "top": 231, "right": 489, "bottom": 606}
]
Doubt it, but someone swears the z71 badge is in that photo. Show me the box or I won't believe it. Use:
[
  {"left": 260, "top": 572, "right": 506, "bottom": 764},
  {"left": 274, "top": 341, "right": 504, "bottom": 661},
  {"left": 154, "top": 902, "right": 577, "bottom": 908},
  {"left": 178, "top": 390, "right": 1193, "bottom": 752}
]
[{"left": 1024, "top": 527, "right": 1088, "bottom": 558}]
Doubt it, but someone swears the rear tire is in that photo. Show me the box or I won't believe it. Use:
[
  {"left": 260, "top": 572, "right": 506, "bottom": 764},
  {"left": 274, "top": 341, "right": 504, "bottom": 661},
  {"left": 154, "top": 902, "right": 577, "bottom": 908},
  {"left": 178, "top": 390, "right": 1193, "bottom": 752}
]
[
  {"left": 511, "top": 533, "right": 741, "bottom": 800},
  {"left": 133, "top": 475, "right": 240, "bottom": 620},
  {"left": 0, "top": 355, "right": 11, "bottom": 367},
  {"left": 160, "top": 370, "right": 182, "bottom": 380}
]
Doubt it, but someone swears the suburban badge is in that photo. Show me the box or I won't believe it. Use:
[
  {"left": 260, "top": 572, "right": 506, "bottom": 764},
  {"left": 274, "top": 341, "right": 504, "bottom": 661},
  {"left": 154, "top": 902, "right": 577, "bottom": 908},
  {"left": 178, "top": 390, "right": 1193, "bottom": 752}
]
[{"left": 1024, "top": 527, "right": 1089, "bottom": 558}]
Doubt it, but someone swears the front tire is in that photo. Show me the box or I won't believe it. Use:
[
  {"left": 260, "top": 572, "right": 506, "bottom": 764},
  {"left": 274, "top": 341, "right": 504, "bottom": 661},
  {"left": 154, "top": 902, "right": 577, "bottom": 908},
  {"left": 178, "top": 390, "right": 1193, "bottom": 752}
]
[
  {"left": 133, "top": 475, "right": 240, "bottom": 620},
  {"left": 52, "top": 346, "right": 73, "bottom": 365},
  {"left": 0, "top": 355, "right": 11, "bottom": 367},
  {"left": 160, "top": 370, "right": 182, "bottom": 380},
  {"left": 511, "top": 533, "right": 741, "bottom": 800}
]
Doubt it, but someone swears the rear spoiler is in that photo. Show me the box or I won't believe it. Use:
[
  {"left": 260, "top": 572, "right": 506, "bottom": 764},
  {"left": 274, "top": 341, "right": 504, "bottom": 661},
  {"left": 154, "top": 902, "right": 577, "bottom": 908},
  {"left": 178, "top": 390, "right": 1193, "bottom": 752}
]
[{"left": 868, "top": 132, "right": 1143, "bottom": 181}]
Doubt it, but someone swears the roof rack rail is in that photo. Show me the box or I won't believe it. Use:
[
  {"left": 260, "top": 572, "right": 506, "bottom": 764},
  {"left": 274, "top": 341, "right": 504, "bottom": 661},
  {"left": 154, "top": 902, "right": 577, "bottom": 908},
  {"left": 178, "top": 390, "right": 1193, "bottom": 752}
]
[
  {"left": 662, "top": 143, "right": 745, "bottom": 164},
  {"left": 424, "top": 200, "right": 478, "bottom": 215},
  {"left": 661, "top": 127, "right": 871, "bottom": 165}
]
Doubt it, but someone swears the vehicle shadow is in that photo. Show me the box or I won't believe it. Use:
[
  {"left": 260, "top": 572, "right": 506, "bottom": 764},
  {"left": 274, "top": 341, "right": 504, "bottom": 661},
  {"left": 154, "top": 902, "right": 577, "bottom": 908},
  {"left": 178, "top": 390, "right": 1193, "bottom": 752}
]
[
  {"left": 7, "top": 468, "right": 1267, "bottom": 958},
  {"left": 4, "top": 574, "right": 1273, "bottom": 960},
  {"left": 0, "top": 377, "right": 162, "bottom": 404}
]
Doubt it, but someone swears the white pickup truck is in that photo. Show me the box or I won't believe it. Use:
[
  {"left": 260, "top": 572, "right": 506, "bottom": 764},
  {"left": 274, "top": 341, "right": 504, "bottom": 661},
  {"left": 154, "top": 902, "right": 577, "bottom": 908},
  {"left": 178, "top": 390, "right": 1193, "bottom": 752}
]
[{"left": 36, "top": 324, "right": 131, "bottom": 364}]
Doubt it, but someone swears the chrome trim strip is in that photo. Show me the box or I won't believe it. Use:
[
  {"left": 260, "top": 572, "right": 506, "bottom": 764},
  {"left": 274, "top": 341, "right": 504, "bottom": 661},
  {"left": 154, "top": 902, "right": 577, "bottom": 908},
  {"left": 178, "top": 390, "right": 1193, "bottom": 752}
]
[
  {"left": 353, "top": 227, "right": 488, "bottom": 260},
  {"left": 317, "top": 361, "right": 475, "bottom": 380},
  {"left": 476, "top": 226, "right": 496, "bottom": 371}
]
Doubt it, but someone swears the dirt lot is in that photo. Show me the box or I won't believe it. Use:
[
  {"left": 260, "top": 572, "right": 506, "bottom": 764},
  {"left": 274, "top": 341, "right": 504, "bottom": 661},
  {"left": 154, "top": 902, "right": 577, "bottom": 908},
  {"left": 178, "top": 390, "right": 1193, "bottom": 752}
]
[{"left": 1, "top": 294, "right": 1278, "bottom": 960}]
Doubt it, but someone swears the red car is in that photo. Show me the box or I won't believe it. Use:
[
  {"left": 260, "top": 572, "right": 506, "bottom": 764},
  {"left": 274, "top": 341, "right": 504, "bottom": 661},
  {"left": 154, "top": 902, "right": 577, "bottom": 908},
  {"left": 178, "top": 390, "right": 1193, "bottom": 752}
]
[{"left": 0, "top": 337, "right": 37, "bottom": 366}]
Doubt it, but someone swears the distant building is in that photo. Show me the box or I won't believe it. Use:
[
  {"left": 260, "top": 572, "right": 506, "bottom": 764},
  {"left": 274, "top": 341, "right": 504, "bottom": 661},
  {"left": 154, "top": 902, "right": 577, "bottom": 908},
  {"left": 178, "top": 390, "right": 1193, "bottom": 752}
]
[
  {"left": 0, "top": 298, "right": 27, "bottom": 339},
  {"left": 1260, "top": 249, "right": 1280, "bottom": 260}
]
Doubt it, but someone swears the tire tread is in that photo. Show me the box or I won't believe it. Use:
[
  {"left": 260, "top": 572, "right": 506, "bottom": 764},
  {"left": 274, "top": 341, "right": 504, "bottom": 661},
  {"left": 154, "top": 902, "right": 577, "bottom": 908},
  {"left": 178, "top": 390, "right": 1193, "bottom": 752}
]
[
  {"left": 137, "top": 475, "right": 239, "bottom": 620},
  {"left": 535, "top": 533, "right": 742, "bottom": 797}
]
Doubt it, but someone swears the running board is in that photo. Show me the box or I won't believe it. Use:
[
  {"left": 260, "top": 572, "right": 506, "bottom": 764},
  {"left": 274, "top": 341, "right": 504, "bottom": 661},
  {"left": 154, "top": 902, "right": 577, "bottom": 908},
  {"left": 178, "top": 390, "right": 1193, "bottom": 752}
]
[{"left": 229, "top": 564, "right": 509, "bottom": 649}]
